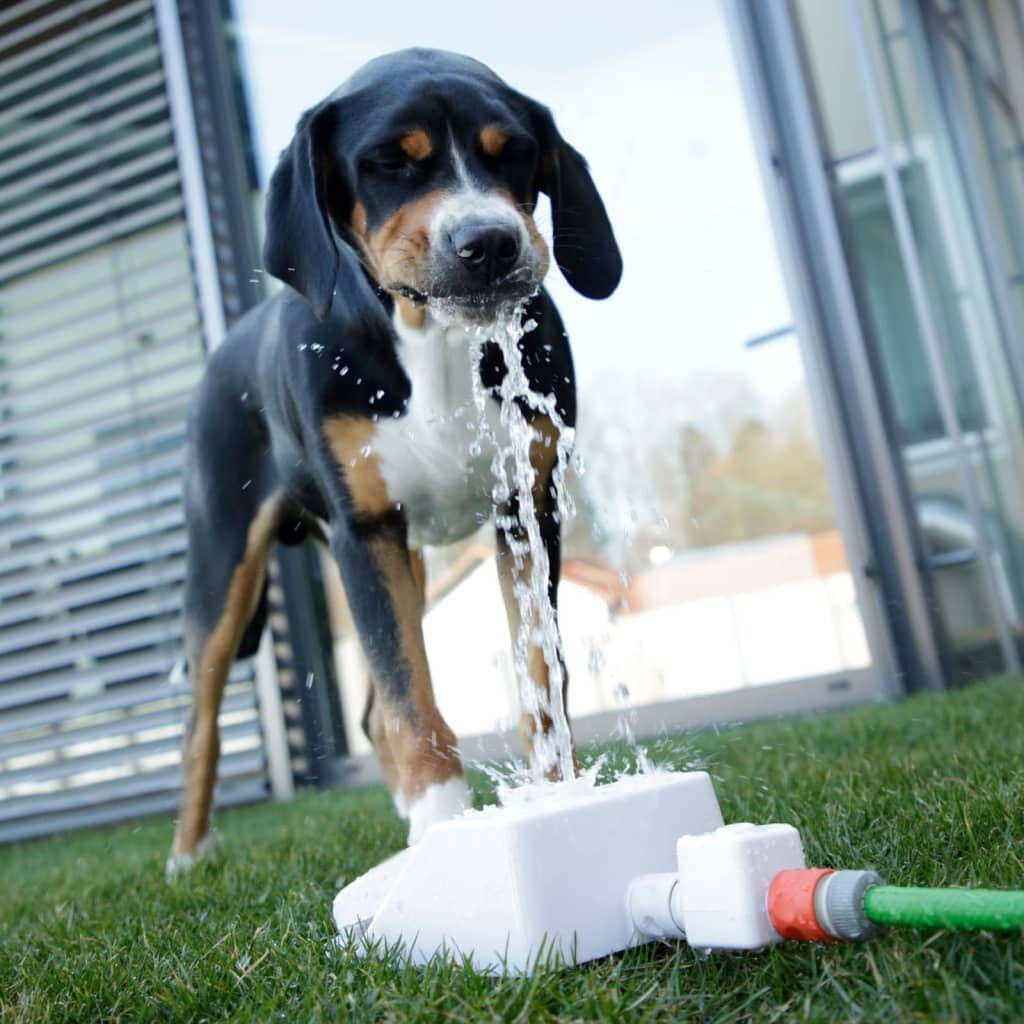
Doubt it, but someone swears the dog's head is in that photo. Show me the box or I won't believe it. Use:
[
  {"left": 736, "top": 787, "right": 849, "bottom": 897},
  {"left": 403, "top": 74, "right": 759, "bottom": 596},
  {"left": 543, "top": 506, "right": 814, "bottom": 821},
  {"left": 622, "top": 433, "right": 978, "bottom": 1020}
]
[{"left": 263, "top": 48, "right": 622, "bottom": 325}]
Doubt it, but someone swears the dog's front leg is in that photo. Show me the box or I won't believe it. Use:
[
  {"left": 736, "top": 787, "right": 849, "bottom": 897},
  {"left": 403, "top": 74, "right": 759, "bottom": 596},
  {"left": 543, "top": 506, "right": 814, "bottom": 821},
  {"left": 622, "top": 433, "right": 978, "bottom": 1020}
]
[
  {"left": 333, "top": 526, "right": 470, "bottom": 841},
  {"left": 324, "top": 417, "right": 469, "bottom": 843},
  {"left": 495, "top": 415, "right": 579, "bottom": 780}
]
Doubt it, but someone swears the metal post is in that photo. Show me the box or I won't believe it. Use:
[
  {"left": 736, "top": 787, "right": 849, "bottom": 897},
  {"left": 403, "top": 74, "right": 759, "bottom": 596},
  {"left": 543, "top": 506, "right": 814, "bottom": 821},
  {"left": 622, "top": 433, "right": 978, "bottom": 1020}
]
[
  {"left": 844, "top": 0, "right": 1021, "bottom": 673},
  {"left": 255, "top": 627, "right": 295, "bottom": 799},
  {"left": 152, "top": 0, "right": 227, "bottom": 348}
]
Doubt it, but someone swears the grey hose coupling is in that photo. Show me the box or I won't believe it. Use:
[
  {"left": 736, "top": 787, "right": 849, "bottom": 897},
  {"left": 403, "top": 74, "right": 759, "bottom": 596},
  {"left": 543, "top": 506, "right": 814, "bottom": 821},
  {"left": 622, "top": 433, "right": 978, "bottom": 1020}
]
[{"left": 814, "top": 869, "right": 885, "bottom": 940}]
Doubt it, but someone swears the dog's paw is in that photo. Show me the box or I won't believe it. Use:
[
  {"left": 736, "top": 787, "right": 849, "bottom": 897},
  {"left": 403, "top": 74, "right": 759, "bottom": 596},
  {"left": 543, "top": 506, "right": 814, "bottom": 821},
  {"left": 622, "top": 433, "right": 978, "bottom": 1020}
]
[
  {"left": 392, "top": 788, "right": 409, "bottom": 820},
  {"left": 407, "top": 776, "right": 471, "bottom": 845},
  {"left": 165, "top": 829, "right": 224, "bottom": 881}
]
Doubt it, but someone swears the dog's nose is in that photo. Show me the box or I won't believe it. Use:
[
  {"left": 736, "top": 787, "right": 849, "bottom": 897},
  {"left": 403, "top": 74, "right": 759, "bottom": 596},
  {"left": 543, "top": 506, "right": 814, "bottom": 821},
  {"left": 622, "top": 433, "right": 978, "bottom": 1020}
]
[{"left": 450, "top": 221, "right": 520, "bottom": 285}]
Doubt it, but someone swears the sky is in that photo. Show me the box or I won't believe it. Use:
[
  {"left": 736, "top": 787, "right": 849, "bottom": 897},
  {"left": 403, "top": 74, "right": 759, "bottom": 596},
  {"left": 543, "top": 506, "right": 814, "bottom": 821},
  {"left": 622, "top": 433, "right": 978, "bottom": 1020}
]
[{"left": 229, "top": 0, "right": 804, "bottom": 407}]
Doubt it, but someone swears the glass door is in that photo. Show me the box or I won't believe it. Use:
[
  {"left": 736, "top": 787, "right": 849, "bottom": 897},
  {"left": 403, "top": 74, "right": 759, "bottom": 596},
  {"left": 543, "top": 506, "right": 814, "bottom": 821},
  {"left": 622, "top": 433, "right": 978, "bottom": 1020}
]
[{"left": 792, "top": 0, "right": 1024, "bottom": 682}]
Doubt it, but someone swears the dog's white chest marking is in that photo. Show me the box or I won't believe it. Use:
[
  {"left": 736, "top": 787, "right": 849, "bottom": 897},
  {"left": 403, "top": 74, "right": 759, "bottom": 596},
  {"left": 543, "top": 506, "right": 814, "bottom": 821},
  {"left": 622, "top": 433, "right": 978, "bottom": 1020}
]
[{"left": 373, "top": 311, "right": 508, "bottom": 548}]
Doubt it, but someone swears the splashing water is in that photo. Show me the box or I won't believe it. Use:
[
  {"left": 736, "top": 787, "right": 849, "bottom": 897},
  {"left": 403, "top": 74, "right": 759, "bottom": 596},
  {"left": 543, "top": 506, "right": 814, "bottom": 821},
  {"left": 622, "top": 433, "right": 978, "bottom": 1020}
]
[
  {"left": 470, "top": 744, "right": 610, "bottom": 810},
  {"left": 455, "top": 301, "right": 576, "bottom": 783},
  {"left": 610, "top": 681, "right": 657, "bottom": 776},
  {"left": 432, "top": 300, "right": 687, "bottom": 793}
]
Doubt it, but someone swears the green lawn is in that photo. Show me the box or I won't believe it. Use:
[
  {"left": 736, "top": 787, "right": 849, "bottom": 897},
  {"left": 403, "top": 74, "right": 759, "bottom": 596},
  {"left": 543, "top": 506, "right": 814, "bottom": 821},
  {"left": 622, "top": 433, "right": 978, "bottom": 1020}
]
[{"left": 2, "top": 676, "right": 1023, "bottom": 1023}]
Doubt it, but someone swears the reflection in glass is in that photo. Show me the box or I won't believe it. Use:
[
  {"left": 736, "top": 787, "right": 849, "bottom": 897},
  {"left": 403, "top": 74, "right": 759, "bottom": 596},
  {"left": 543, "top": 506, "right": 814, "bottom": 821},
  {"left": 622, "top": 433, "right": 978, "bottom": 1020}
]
[{"left": 796, "top": 0, "right": 1024, "bottom": 678}]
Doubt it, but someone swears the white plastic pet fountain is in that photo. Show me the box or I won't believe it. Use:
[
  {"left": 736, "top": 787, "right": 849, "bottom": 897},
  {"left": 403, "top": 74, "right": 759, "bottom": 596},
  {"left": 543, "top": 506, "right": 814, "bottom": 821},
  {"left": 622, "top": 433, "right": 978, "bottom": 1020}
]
[{"left": 333, "top": 770, "right": 815, "bottom": 973}]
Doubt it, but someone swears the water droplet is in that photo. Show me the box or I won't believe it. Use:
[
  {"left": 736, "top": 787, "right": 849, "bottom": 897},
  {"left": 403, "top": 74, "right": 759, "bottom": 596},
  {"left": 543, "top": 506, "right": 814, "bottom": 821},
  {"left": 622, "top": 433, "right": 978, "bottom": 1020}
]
[{"left": 360, "top": 445, "right": 372, "bottom": 458}]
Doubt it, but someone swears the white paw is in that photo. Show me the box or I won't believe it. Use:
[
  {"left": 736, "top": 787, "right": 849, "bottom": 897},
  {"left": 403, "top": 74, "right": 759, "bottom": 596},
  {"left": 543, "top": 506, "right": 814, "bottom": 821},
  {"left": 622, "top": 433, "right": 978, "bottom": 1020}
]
[
  {"left": 392, "top": 787, "right": 409, "bottom": 820},
  {"left": 406, "top": 776, "right": 471, "bottom": 845},
  {"left": 165, "top": 829, "right": 223, "bottom": 881}
]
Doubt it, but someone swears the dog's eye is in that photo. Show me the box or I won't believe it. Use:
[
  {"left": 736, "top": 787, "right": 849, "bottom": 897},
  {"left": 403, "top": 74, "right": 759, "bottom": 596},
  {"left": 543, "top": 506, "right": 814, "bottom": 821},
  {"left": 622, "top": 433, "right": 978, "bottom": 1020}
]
[{"left": 361, "top": 150, "right": 418, "bottom": 176}]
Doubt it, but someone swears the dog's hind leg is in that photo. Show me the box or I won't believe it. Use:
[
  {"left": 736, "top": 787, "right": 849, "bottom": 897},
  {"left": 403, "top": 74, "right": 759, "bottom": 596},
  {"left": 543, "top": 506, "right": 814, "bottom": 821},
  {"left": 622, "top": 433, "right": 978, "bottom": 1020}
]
[{"left": 167, "top": 495, "right": 281, "bottom": 877}]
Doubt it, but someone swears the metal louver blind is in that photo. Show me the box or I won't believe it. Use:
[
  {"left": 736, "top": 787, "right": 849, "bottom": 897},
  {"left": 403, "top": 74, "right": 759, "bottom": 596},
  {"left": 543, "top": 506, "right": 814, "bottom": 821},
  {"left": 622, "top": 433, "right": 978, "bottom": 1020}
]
[{"left": 0, "top": 0, "right": 268, "bottom": 843}]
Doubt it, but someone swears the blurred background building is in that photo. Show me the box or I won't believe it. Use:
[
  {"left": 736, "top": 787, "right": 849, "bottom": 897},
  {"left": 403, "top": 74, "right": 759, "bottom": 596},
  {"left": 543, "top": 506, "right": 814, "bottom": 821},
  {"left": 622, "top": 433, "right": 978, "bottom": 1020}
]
[{"left": 1, "top": 0, "right": 1022, "bottom": 840}]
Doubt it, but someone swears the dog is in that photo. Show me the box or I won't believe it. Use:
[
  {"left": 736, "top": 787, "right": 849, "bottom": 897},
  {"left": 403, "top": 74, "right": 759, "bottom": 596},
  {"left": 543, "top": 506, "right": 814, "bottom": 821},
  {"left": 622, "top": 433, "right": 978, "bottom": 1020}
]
[{"left": 167, "top": 48, "right": 621, "bottom": 875}]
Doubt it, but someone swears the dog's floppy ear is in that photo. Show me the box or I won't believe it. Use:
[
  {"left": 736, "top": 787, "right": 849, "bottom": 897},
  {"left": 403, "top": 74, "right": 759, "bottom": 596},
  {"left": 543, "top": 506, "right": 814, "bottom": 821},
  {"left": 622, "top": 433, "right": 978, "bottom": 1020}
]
[
  {"left": 529, "top": 102, "right": 622, "bottom": 300},
  {"left": 264, "top": 103, "right": 349, "bottom": 320}
]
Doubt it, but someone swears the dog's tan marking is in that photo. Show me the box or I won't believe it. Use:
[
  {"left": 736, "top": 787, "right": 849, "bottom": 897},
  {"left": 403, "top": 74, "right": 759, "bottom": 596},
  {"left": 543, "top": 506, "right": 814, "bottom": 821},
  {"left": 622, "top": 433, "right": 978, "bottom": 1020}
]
[
  {"left": 480, "top": 124, "right": 508, "bottom": 157},
  {"left": 351, "top": 200, "right": 368, "bottom": 238},
  {"left": 365, "top": 188, "right": 447, "bottom": 293},
  {"left": 362, "top": 688, "right": 402, "bottom": 801},
  {"left": 323, "top": 415, "right": 392, "bottom": 517},
  {"left": 172, "top": 497, "right": 282, "bottom": 857},
  {"left": 408, "top": 547, "right": 427, "bottom": 599},
  {"left": 494, "top": 415, "right": 577, "bottom": 779},
  {"left": 494, "top": 186, "right": 551, "bottom": 280},
  {"left": 522, "top": 214, "right": 551, "bottom": 280},
  {"left": 396, "top": 293, "right": 426, "bottom": 329},
  {"left": 400, "top": 128, "right": 433, "bottom": 161},
  {"left": 529, "top": 415, "right": 559, "bottom": 509}
]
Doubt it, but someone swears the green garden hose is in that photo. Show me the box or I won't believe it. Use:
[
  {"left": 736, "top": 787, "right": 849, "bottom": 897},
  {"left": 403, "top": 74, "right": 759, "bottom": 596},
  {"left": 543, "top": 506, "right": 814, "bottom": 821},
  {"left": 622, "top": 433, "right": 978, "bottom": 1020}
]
[{"left": 863, "top": 885, "right": 1024, "bottom": 932}]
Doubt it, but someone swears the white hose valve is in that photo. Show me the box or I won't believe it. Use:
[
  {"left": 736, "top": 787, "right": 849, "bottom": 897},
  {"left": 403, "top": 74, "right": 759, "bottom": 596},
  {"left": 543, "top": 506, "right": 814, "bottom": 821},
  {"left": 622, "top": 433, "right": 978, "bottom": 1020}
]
[{"left": 627, "top": 822, "right": 808, "bottom": 950}]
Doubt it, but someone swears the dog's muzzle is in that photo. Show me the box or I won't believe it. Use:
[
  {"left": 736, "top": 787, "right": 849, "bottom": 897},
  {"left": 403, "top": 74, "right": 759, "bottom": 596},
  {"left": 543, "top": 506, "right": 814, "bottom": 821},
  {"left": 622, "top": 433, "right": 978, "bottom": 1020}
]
[{"left": 422, "top": 193, "right": 542, "bottom": 320}]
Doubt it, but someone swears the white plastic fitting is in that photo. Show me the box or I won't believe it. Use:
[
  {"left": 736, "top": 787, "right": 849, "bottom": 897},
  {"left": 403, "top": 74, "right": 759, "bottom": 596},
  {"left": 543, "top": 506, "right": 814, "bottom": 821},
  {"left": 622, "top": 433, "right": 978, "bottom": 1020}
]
[
  {"left": 625, "top": 872, "right": 686, "bottom": 941},
  {"left": 627, "top": 822, "right": 808, "bottom": 950}
]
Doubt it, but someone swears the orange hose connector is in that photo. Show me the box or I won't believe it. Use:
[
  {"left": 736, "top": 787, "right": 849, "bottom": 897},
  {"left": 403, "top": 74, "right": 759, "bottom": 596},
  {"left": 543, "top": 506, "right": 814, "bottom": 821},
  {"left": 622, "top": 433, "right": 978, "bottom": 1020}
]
[{"left": 767, "top": 868, "right": 835, "bottom": 942}]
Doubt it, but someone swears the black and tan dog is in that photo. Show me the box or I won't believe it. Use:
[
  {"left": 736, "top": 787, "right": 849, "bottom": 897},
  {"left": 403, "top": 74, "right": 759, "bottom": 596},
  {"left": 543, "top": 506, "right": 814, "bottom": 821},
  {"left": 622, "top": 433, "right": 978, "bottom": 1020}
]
[{"left": 167, "top": 48, "right": 621, "bottom": 876}]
